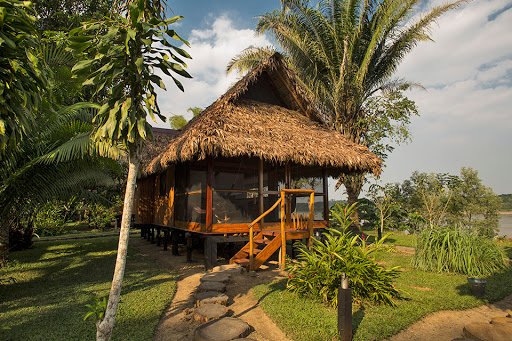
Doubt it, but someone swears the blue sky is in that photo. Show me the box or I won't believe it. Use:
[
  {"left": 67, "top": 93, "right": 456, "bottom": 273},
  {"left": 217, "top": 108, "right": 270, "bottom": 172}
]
[{"left": 154, "top": 0, "right": 512, "bottom": 197}]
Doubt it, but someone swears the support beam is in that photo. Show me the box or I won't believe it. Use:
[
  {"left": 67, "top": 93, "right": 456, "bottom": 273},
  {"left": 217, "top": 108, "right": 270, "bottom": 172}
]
[
  {"left": 258, "top": 158, "right": 265, "bottom": 227},
  {"left": 323, "top": 167, "right": 329, "bottom": 225},
  {"left": 206, "top": 157, "right": 213, "bottom": 232}
]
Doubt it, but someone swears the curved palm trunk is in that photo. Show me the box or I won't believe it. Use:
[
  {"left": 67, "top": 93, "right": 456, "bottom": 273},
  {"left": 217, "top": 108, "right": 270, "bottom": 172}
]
[
  {"left": 342, "top": 173, "right": 364, "bottom": 232},
  {"left": 96, "top": 147, "right": 140, "bottom": 341}
]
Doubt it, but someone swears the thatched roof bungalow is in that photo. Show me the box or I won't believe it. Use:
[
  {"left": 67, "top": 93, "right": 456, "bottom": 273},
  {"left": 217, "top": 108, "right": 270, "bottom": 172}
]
[{"left": 135, "top": 53, "right": 381, "bottom": 269}]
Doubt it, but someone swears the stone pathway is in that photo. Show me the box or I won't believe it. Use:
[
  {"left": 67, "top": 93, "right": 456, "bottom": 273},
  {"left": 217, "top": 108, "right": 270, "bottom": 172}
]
[{"left": 192, "top": 265, "right": 253, "bottom": 340}]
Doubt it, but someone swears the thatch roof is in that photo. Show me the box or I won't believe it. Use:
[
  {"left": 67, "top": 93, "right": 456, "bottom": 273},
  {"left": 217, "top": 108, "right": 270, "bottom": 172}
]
[
  {"left": 142, "top": 53, "right": 382, "bottom": 177},
  {"left": 140, "top": 127, "right": 180, "bottom": 170}
]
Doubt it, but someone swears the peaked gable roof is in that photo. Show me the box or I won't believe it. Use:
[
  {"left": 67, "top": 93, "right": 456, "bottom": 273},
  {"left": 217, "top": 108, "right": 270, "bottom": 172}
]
[{"left": 142, "top": 53, "right": 382, "bottom": 176}]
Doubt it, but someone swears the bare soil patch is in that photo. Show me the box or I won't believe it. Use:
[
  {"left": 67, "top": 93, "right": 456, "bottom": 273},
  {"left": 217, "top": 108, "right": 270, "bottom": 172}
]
[{"left": 389, "top": 294, "right": 512, "bottom": 341}]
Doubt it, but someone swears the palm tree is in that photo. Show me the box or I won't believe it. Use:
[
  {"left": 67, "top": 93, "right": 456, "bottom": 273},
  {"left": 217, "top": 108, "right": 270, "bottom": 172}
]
[
  {"left": 227, "top": 0, "right": 465, "bottom": 229},
  {"left": 0, "top": 41, "right": 123, "bottom": 263}
]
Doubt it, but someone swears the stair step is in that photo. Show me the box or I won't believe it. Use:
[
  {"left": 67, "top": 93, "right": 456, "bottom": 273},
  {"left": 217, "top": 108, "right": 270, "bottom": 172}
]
[
  {"left": 232, "top": 258, "right": 250, "bottom": 265},
  {"left": 241, "top": 247, "right": 262, "bottom": 254},
  {"left": 253, "top": 238, "right": 271, "bottom": 244},
  {"left": 262, "top": 231, "right": 278, "bottom": 236}
]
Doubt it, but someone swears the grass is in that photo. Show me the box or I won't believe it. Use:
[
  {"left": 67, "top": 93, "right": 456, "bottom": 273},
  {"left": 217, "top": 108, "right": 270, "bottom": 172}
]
[
  {"left": 0, "top": 236, "right": 176, "bottom": 341},
  {"left": 253, "top": 247, "right": 512, "bottom": 341}
]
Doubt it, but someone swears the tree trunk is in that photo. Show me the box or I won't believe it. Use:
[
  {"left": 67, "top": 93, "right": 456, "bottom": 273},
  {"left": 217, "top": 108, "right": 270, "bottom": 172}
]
[
  {"left": 0, "top": 217, "right": 9, "bottom": 266},
  {"left": 96, "top": 146, "right": 140, "bottom": 341},
  {"left": 341, "top": 173, "right": 365, "bottom": 232}
]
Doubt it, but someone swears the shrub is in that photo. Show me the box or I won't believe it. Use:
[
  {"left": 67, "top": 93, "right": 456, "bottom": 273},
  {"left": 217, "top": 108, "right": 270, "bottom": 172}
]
[
  {"left": 287, "top": 203, "right": 401, "bottom": 306},
  {"left": 412, "top": 227, "right": 509, "bottom": 277},
  {"left": 33, "top": 202, "right": 66, "bottom": 236}
]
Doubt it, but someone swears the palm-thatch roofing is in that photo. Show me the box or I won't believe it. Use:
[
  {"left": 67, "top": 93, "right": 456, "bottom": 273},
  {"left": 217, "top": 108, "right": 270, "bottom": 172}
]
[{"left": 143, "top": 53, "right": 381, "bottom": 177}]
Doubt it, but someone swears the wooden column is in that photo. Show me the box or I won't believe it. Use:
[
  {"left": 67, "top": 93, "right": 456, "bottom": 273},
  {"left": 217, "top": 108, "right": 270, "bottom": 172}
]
[
  {"left": 285, "top": 162, "right": 291, "bottom": 227},
  {"left": 258, "top": 158, "right": 264, "bottom": 227},
  {"left": 206, "top": 157, "right": 213, "bottom": 233},
  {"left": 323, "top": 167, "right": 329, "bottom": 225}
]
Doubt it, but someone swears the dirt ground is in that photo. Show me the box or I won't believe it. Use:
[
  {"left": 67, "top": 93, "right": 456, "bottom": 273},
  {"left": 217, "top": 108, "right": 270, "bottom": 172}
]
[{"left": 132, "top": 238, "right": 512, "bottom": 341}]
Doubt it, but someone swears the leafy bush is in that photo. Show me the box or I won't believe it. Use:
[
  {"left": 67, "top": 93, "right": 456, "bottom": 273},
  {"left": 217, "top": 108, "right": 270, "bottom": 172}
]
[
  {"left": 287, "top": 203, "right": 401, "bottom": 306},
  {"left": 86, "top": 203, "right": 116, "bottom": 230},
  {"left": 33, "top": 202, "right": 67, "bottom": 236},
  {"left": 412, "top": 227, "right": 509, "bottom": 277}
]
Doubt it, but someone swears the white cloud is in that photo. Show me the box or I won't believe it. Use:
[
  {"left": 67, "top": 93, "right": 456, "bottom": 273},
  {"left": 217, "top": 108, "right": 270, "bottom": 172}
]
[
  {"left": 382, "top": 0, "right": 512, "bottom": 193},
  {"left": 152, "top": 15, "right": 272, "bottom": 124}
]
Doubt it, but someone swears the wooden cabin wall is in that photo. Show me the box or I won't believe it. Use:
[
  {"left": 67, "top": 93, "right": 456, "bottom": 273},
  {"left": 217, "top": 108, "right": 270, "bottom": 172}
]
[
  {"left": 135, "top": 175, "right": 156, "bottom": 224},
  {"left": 153, "top": 165, "right": 175, "bottom": 226}
]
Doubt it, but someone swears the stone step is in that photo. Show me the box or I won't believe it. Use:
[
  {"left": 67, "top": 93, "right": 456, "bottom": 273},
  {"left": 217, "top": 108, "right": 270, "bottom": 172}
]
[
  {"left": 197, "top": 281, "right": 226, "bottom": 293},
  {"left": 200, "top": 272, "right": 231, "bottom": 284},
  {"left": 211, "top": 264, "right": 244, "bottom": 275},
  {"left": 195, "top": 291, "right": 229, "bottom": 307},
  {"left": 193, "top": 304, "right": 228, "bottom": 323},
  {"left": 194, "top": 317, "right": 251, "bottom": 341}
]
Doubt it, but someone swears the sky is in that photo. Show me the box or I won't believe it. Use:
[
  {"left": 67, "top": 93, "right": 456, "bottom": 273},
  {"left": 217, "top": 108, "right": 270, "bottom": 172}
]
[{"left": 153, "top": 0, "right": 512, "bottom": 198}]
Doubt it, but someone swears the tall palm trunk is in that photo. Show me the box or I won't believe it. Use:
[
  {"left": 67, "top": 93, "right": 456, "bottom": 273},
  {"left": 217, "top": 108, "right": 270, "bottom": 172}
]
[
  {"left": 341, "top": 173, "right": 365, "bottom": 232},
  {"left": 96, "top": 146, "right": 140, "bottom": 341}
]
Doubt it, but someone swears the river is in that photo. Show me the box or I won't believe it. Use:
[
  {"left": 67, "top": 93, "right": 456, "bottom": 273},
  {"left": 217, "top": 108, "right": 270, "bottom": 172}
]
[{"left": 498, "top": 213, "right": 512, "bottom": 237}]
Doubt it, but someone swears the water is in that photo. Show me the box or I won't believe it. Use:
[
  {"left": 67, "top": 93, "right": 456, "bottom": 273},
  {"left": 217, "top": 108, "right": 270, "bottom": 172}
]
[{"left": 498, "top": 213, "right": 512, "bottom": 237}]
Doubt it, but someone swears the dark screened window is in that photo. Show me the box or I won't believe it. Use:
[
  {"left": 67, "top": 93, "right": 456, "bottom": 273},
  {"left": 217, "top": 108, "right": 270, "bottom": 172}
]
[
  {"left": 174, "top": 162, "right": 207, "bottom": 224},
  {"left": 159, "top": 172, "right": 167, "bottom": 197},
  {"left": 212, "top": 157, "right": 259, "bottom": 224}
]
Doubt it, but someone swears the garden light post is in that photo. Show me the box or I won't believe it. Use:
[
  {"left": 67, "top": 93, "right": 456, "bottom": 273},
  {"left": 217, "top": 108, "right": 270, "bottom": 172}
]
[{"left": 338, "top": 272, "right": 352, "bottom": 341}]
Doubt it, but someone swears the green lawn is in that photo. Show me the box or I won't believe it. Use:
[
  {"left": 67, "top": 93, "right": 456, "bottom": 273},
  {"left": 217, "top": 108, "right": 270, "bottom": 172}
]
[
  {"left": 0, "top": 236, "right": 176, "bottom": 341},
  {"left": 253, "top": 247, "right": 512, "bottom": 341}
]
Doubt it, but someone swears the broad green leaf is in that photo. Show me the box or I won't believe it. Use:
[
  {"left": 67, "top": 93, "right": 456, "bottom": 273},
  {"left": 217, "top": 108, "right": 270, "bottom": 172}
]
[{"left": 71, "top": 59, "right": 94, "bottom": 73}]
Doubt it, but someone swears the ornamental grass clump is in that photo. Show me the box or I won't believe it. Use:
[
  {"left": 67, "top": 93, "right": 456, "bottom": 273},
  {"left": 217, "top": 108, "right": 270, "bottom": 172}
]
[
  {"left": 412, "top": 227, "right": 509, "bottom": 277},
  {"left": 286, "top": 204, "right": 400, "bottom": 307}
]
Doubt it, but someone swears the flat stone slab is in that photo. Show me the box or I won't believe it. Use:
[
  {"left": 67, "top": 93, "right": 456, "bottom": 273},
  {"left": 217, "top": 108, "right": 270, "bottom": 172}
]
[
  {"left": 195, "top": 291, "right": 229, "bottom": 307},
  {"left": 197, "top": 281, "right": 226, "bottom": 293},
  {"left": 212, "top": 264, "right": 244, "bottom": 275},
  {"left": 491, "top": 316, "right": 512, "bottom": 325},
  {"left": 194, "top": 317, "right": 251, "bottom": 341},
  {"left": 463, "top": 321, "right": 512, "bottom": 341},
  {"left": 193, "top": 304, "right": 228, "bottom": 323},
  {"left": 200, "top": 272, "right": 231, "bottom": 284}
]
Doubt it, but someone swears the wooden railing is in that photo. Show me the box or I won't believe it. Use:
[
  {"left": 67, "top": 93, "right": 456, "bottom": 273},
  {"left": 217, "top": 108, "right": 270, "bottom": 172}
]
[
  {"left": 247, "top": 197, "right": 283, "bottom": 271},
  {"left": 246, "top": 188, "right": 315, "bottom": 270}
]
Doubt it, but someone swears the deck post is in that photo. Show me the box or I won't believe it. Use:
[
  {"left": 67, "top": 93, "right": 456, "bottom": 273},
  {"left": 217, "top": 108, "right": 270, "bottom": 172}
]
[
  {"left": 186, "top": 232, "right": 193, "bottom": 262},
  {"left": 171, "top": 229, "right": 179, "bottom": 255},
  {"left": 206, "top": 157, "right": 213, "bottom": 233},
  {"left": 323, "top": 167, "right": 329, "bottom": 224},
  {"left": 308, "top": 192, "right": 315, "bottom": 248},
  {"left": 280, "top": 190, "right": 286, "bottom": 269},
  {"left": 163, "top": 228, "right": 169, "bottom": 251},
  {"left": 258, "top": 158, "right": 264, "bottom": 227}
]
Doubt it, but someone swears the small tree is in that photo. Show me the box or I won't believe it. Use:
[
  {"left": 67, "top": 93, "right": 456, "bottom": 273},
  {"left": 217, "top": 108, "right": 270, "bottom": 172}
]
[
  {"left": 69, "top": 1, "right": 191, "bottom": 339},
  {"left": 168, "top": 106, "right": 203, "bottom": 129},
  {"left": 369, "top": 183, "right": 399, "bottom": 240}
]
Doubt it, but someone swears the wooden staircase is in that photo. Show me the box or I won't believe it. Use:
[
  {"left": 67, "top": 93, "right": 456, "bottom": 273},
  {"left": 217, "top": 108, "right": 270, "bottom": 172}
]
[
  {"left": 229, "top": 231, "right": 282, "bottom": 270},
  {"left": 229, "top": 229, "right": 311, "bottom": 270},
  {"left": 229, "top": 189, "right": 316, "bottom": 271}
]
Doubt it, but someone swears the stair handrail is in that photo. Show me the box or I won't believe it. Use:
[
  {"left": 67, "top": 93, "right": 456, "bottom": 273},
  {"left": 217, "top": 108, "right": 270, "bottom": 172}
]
[
  {"left": 280, "top": 189, "right": 315, "bottom": 268},
  {"left": 246, "top": 188, "right": 315, "bottom": 271},
  {"left": 247, "top": 196, "right": 283, "bottom": 271}
]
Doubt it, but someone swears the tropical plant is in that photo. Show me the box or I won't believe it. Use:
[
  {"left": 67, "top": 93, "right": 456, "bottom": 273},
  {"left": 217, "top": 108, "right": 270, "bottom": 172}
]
[
  {"left": 412, "top": 227, "right": 509, "bottom": 277},
  {"left": 68, "top": 0, "right": 191, "bottom": 339},
  {"left": 0, "top": 0, "right": 47, "bottom": 154},
  {"left": 287, "top": 223, "right": 400, "bottom": 307},
  {"left": 227, "top": 0, "right": 465, "bottom": 230},
  {"left": 0, "top": 40, "right": 122, "bottom": 263}
]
